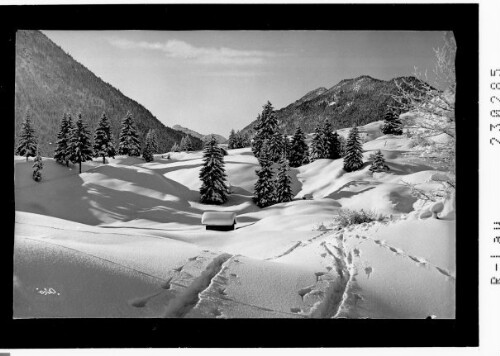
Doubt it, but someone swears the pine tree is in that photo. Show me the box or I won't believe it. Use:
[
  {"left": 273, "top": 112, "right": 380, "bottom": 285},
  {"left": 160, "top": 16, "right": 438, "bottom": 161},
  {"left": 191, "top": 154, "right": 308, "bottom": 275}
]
[
  {"left": 275, "top": 155, "right": 294, "bottom": 203},
  {"left": 118, "top": 112, "right": 141, "bottom": 156},
  {"left": 309, "top": 124, "right": 324, "bottom": 162},
  {"left": 171, "top": 142, "right": 180, "bottom": 152},
  {"left": 148, "top": 129, "right": 159, "bottom": 154},
  {"left": 238, "top": 131, "right": 250, "bottom": 148},
  {"left": 369, "top": 150, "right": 390, "bottom": 173},
  {"left": 183, "top": 135, "right": 193, "bottom": 151},
  {"left": 330, "top": 131, "right": 342, "bottom": 159},
  {"left": 142, "top": 139, "right": 154, "bottom": 162},
  {"left": 269, "top": 131, "right": 284, "bottom": 162},
  {"left": 32, "top": 147, "right": 43, "bottom": 182},
  {"left": 69, "top": 114, "right": 94, "bottom": 174},
  {"left": 252, "top": 101, "right": 278, "bottom": 158},
  {"left": 381, "top": 109, "right": 403, "bottom": 135},
  {"left": 338, "top": 135, "right": 347, "bottom": 157},
  {"left": 253, "top": 144, "right": 276, "bottom": 208},
  {"left": 343, "top": 126, "right": 364, "bottom": 172},
  {"left": 93, "top": 112, "right": 116, "bottom": 164},
  {"left": 283, "top": 134, "right": 291, "bottom": 160},
  {"left": 54, "top": 113, "right": 74, "bottom": 166},
  {"left": 228, "top": 129, "right": 236, "bottom": 149},
  {"left": 16, "top": 113, "right": 38, "bottom": 162},
  {"left": 289, "top": 127, "right": 309, "bottom": 168},
  {"left": 179, "top": 137, "right": 186, "bottom": 151},
  {"left": 322, "top": 122, "right": 341, "bottom": 159},
  {"left": 199, "top": 136, "right": 229, "bottom": 204},
  {"left": 179, "top": 136, "right": 194, "bottom": 151}
]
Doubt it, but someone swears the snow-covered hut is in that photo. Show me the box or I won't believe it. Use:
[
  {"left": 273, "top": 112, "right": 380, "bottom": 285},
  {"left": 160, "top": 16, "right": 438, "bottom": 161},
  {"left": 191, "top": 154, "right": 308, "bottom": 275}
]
[{"left": 201, "top": 211, "right": 237, "bottom": 231}]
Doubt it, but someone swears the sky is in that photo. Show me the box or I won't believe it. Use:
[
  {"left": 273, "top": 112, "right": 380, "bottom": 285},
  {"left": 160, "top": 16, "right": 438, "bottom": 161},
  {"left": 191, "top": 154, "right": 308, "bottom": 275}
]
[{"left": 42, "top": 30, "right": 447, "bottom": 137}]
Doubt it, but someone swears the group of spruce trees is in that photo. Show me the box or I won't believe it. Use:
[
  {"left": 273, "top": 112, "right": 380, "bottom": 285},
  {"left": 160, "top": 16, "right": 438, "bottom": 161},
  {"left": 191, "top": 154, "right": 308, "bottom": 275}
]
[
  {"left": 15, "top": 111, "right": 160, "bottom": 181},
  {"left": 310, "top": 121, "right": 344, "bottom": 162},
  {"left": 171, "top": 135, "right": 193, "bottom": 152},
  {"left": 251, "top": 102, "right": 295, "bottom": 208},
  {"left": 366, "top": 108, "right": 404, "bottom": 173},
  {"left": 227, "top": 129, "right": 250, "bottom": 149},
  {"left": 381, "top": 108, "right": 403, "bottom": 135}
]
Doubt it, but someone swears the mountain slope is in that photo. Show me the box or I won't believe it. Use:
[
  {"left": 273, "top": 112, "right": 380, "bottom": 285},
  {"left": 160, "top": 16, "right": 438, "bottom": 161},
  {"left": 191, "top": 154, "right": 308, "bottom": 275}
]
[
  {"left": 241, "top": 75, "right": 426, "bottom": 135},
  {"left": 15, "top": 30, "right": 203, "bottom": 156},
  {"left": 172, "top": 125, "right": 227, "bottom": 144}
]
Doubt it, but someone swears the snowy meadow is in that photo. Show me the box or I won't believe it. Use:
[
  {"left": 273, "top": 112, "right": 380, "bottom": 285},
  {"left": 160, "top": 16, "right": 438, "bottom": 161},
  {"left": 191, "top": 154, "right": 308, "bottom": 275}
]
[{"left": 14, "top": 117, "right": 455, "bottom": 319}]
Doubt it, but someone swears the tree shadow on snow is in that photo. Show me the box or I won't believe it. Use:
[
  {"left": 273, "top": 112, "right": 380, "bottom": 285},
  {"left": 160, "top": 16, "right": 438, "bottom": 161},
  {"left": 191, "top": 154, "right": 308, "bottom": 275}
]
[{"left": 325, "top": 180, "right": 377, "bottom": 200}]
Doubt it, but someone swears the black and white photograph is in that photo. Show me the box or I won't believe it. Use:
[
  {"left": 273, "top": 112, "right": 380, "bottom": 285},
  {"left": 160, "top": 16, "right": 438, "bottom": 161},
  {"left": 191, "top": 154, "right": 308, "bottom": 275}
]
[
  {"left": 1, "top": 2, "right": 483, "bottom": 350},
  {"left": 13, "top": 28, "right": 458, "bottom": 319}
]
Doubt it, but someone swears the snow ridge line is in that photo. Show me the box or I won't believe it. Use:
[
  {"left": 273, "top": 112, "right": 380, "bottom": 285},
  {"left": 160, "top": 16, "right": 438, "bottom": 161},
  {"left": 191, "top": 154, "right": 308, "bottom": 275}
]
[
  {"left": 163, "top": 253, "right": 233, "bottom": 318},
  {"left": 20, "top": 236, "right": 166, "bottom": 283},
  {"left": 15, "top": 221, "right": 165, "bottom": 240}
]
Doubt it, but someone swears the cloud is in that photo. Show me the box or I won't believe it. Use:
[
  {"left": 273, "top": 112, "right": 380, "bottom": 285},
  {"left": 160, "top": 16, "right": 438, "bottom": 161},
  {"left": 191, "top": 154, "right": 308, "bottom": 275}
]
[
  {"left": 200, "top": 70, "right": 268, "bottom": 78},
  {"left": 108, "top": 38, "right": 276, "bottom": 65}
]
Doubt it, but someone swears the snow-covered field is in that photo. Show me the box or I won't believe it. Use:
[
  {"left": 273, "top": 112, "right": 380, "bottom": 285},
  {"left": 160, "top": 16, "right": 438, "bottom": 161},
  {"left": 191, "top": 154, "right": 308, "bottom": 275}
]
[{"left": 13, "top": 120, "right": 455, "bottom": 318}]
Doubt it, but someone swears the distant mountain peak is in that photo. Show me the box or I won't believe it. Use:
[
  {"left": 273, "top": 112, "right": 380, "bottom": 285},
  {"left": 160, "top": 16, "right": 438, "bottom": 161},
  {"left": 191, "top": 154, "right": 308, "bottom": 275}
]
[
  {"left": 173, "top": 124, "right": 227, "bottom": 144},
  {"left": 241, "top": 74, "right": 428, "bottom": 136}
]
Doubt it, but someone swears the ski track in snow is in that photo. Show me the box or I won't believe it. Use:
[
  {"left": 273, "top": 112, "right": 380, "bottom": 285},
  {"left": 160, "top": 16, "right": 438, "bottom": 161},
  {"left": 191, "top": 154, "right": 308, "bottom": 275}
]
[
  {"left": 265, "top": 229, "right": 334, "bottom": 261},
  {"left": 162, "top": 253, "right": 233, "bottom": 318},
  {"left": 265, "top": 241, "right": 303, "bottom": 261},
  {"left": 190, "top": 254, "right": 308, "bottom": 318},
  {"left": 354, "top": 234, "right": 455, "bottom": 281}
]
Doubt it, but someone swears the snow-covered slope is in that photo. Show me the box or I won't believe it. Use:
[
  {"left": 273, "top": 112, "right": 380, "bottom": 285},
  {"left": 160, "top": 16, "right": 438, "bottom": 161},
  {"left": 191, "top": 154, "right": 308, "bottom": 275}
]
[{"left": 14, "top": 120, "right": 455, "bottom": 318}]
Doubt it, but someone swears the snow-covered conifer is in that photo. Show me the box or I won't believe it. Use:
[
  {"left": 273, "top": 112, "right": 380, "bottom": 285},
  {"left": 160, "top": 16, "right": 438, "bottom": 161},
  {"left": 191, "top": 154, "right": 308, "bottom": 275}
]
[
  {"left": 252, "top": 101, "right": 278, "bottom": 159},
  {"left": 343, "top": 126, "right": 364, "bottom": 172},
  {"left": 32, "top": 147, "right": 43, "bottom": 182},
  {"left": 228, "top": 129, "right": 236, "bottom": 149},
  {"left": 93, "top": 113, "right": 116, "bottom": 164},
  {"left": 142, "top": 131, "right": 155, "bottom": 162},
  {"left": 381, "top": 109, "right": 403, "bottom": 135},
  {"left": 54, "top": 113, "right": 74, "bottom": 166},
  {"left": 283, "top": 134, "right": 291, "bottom": 160},
  {"left": 269, "top": 131, "right": 284, "bottom": 162},
  {"left": 369, "top": 150, "right": 390, "bottom": 173},
  {"left": 118, "top": 112, "right": 141, "bottom": 156},
  {"left": 171, "top": 142, "right": 180, "bottom": 152},
  {"left": 199, "top": 136, "right": 229, "bottom": 204},
  {"left": 16, "top": 113, "right": 38, "bottom": 161},
  {"left": 253, "top": 144, "right": 276, "bottom": 208},
  {"left": 289, "top": 127, "right": 309, "bottom": 167},
  {"left": 148, "top": 129, "right": 159, "bottom": 154},
  {"left": 309, "top": 124, "right": 324, "bottom": 162},
  {"left": 69, "top": 114, "right": 94, "bottom": 174},
  {"left": 275, "top": 155, "right": 294, "bottom": 203},
  {"left": 322, "top": 121, "right": 341, "bottom": 159}
]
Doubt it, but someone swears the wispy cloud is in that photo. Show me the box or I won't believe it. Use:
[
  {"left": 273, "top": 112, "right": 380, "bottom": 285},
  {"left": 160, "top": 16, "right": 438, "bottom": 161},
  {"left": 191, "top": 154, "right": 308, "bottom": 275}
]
[
  {"left": 200, "top": 70, "right": 269, "bottom": 78},
  {"left": 108, "top": 37, "right": 276, "bottom": 65}
]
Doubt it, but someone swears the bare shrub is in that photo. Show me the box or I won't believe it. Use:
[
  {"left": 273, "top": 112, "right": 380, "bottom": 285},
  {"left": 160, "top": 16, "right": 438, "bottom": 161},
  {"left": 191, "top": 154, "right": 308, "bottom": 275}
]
[{"left": 334, "top": 209, "right": 386, "bottom": 228}]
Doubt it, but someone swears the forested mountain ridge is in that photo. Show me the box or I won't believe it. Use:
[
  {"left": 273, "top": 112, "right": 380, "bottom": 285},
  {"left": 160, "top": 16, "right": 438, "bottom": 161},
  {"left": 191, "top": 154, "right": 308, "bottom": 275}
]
[
  {"left": 15, "top": 30, "right": 202, "bottom": 156},
  {"left": 241, "top": 75, "right": 427, "bottom": 136}
]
